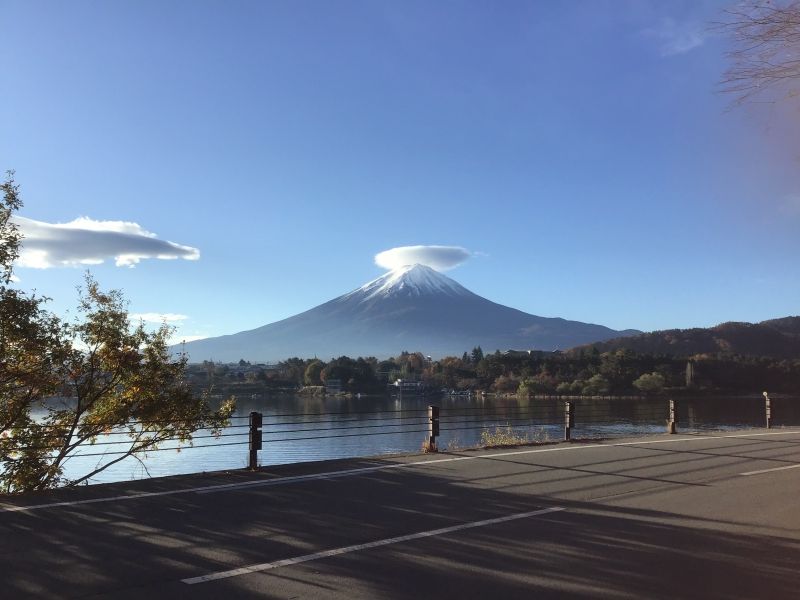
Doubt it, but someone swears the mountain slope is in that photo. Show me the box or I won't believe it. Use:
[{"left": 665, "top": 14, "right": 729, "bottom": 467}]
[
  {"left": 180, "top": 265, "right": 639, "bottom": 362},
  {"left": 574, "top": 317, "right": 800, "bottom": 358}
]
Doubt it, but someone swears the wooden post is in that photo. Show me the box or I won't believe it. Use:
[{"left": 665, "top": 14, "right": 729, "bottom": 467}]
[
  {"left": 564, "top": 402, "right": 574, "bottom": 441},
  {"left": 427, "top": 405, "right": 439, "bottom": 452},
  {"left": 249, "top": 411, "right": 262, "bottom": 470},
  {"left": 667, "top": 399, "right": 676, "bottom": 434},
  {"left": 764, "top": 391, "right": 771, "bottom": 429}
]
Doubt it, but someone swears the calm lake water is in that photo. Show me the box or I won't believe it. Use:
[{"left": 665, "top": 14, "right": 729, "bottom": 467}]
[{"left": 47, "top": 393, "right": 800, "bottom": 485}]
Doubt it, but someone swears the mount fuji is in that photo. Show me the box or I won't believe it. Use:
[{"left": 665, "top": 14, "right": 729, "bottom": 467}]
[{"left": 179, "top": 264, "right": 639, "bottom": 362}]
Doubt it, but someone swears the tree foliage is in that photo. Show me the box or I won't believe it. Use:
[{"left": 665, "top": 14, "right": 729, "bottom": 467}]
[
  {"left": 321, "top": 356, "right": 379, "bottom": 391},
  {"left": 470, "top": 346, "right": 484, "bottom": 363},
  {"left": 581, "top": 374, "right": 610, "bottom": 396},
  {"left": 303, "top": 359, "right": 324, "bottom": 386},
  {"left": 632, "top": 372, "right": 666, "bottom": 395},
  {"left": 0, "top": 173, "right": 234, "bottom": 493}
]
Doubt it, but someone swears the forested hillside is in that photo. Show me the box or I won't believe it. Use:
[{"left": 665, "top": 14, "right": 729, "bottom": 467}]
[{"left": 576, "top": 317, "right": 800, "bottom": 359}]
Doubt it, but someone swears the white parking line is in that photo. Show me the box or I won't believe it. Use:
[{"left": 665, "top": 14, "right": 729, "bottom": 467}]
[
  {"left": 740, "top": 463, "right": 800, "bottom": 476},
  {"left": 2, "top": 429, "right": 798, "bottom": 513},
  {"left": 196, "top": 429, "right": 800, "bottom": 494},
  {"left": 182, "top": 506, "right": 566, "bottom": 585}
]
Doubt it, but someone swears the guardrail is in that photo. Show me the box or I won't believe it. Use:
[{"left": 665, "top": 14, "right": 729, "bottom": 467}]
[
  {"left": 13, "top": 394, "right": 790, "bottom": 482},
  {"left": 240, "top": 394, "right": 783, "bottom": 469}
]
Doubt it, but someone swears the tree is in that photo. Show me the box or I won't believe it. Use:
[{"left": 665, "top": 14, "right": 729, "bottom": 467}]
[
  {"left": 471, "top": 346, "right": 484, "bottom": 363},
  {"left": 398, "top": 352, "right": 424, "bottom": 375},
  {"left": 720, "top": 1, "right": 800, "bottom": 105},
  {"left": 278, "top": 358, "right": 306, "bottom": 385},
  {"left": 304, "top": 359, "right": 324, "bottom": 386},
  {"left": 492, "top": 373, "right": 520, "bottom": 393},
  {"left": 556, "top": 381, "right": 573, "bottom": 395},
  {"left": 321, "top": 356, "right": 379, "bottom": 391},
  {"left": 376, "top": 359, "right": 397, "bottom": 384},
  {"left": 0, "top": 173, "right": 68, "bottom": 491},
  {"left": 244, "top": 369, "right": 263, "bottom": 383},
  {"left": 633, "top": 372, "right": 666, "bottom": 395},
  {"left": 598, "top": 349, "right": 638, "bottom": 392},
  {"left": 581, "top": 374, "right": 610, "bottom": 396},
  {"left": 0, "top": 172, "right": 234, "bottom": 493}
]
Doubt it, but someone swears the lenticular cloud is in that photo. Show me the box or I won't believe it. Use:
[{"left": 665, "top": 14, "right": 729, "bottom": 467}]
[
  {"left": 374, "top": 245, "right": 471, "bottom": 272},
  {"left": 13, "top": 216, "right": 200, "bottom": 269}
]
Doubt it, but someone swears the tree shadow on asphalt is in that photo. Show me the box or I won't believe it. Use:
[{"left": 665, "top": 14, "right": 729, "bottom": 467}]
[{"left": 1, "top": 455, "right": 798, "bottom": 599}]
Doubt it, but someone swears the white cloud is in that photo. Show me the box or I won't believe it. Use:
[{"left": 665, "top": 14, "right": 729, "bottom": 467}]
[
  {"left": 12, "top": 216, "right": 200, "bottom": 269},
  {"left": 374, "top": 245, "right": 472, "bottom": 272},
  {"left": 130, "top": 313, "right": 189, "bottom": 323},
  {"left": 643, "top": 18, "right": 708, "bottom": 57}
]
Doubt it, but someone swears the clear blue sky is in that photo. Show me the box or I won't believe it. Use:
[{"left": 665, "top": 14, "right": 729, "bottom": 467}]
[{"left": 2, "top": 0, "right": 799, "bottom": 344}]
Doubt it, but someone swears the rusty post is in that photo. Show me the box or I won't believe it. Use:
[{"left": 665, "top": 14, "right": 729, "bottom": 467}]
[{"left": 667, "top": 399, "right": 677, "bottom": 434}]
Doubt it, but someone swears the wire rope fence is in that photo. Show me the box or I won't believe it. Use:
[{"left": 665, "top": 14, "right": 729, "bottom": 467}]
[{"left": 9, "top": 394, "right": 799, "bottom": 484}]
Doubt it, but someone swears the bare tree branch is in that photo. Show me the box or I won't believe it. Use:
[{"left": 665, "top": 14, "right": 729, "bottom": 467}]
[{"left": 718, "top": 0, "right": 800, "bottom": 106}]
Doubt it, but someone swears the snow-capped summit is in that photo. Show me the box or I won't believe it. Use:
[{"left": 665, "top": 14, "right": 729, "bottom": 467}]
[
  {"left": 180, "top": 264, "right": 640, "bottom": 362},
  {"left": 346, "top": 264, "right": 472, "bottom": 302}
]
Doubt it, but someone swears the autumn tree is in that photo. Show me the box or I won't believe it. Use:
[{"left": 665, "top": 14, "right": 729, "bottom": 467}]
[
  {"left": 0, "top": 172, "right": 68, "bottom": 490},
  {"left": 0, "top": 172, "right": 234, "bottom": 493}
]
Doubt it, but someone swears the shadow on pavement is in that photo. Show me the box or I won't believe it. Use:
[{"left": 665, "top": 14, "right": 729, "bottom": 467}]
[{"left": 1, "top": 450, "right": 798, "bottom": 599}]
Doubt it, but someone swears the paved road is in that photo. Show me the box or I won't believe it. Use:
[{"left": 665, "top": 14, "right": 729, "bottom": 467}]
[{"left": 2, "top": 429, "right": 800, "bottom": 599}]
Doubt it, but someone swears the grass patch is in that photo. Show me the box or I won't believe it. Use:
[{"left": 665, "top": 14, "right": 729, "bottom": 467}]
[{"left": 479, "top": 425, "right": 552, "bottom": 449}]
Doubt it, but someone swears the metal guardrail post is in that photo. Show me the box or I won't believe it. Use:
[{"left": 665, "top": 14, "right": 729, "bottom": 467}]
[
  {"left": 427, "top": 405, "right": 439, "bottom": 452},
  {"left": 249, "top": 411, "right": 262, "bottom": 470},
  {"left": 764, "top": 391, "right": 771, "bottom": 429},
  {"left": 667, "top": 400, "right": 677, "bottom": 434},
  {"left": 564, "top": 402, "right": 574, "bottom": 441}
]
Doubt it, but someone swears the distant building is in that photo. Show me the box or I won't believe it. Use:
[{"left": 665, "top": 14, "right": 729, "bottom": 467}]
[
  {"left": 325, "top": 378, "right": 342, "bottom": 394},
  {"left": 503, "top": 349, "right": 535, "bottom": 357},
  {"left": 392, "top": 379, "right": 424, "bottom": 393}
]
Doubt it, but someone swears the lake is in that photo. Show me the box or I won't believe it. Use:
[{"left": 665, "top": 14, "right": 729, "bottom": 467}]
[{"left": 50, "top": 392, "right": 799, "bottom": 485}]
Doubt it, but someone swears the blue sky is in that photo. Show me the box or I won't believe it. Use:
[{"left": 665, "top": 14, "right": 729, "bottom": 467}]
[{"left": 2, "top": 0, "right": 799, "bottom": 344}]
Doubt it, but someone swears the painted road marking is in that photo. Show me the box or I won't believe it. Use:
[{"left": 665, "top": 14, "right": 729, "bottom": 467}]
[
  {"left": 2, "top": 430, "right": 799, "bottom": 513},
  {"left": 196, "top": 429, "right": 800, "bottom": 494},
  {"left": 740, "top": 463, "right": 800, "bottom": 476},
  {"left": 182, "top": 506, "right": 566, "bottom": 585}
]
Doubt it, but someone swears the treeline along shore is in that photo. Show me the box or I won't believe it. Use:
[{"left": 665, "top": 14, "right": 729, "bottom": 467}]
[{"left": 185, "top": 346, "right": 800, "bottom": 397}]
